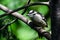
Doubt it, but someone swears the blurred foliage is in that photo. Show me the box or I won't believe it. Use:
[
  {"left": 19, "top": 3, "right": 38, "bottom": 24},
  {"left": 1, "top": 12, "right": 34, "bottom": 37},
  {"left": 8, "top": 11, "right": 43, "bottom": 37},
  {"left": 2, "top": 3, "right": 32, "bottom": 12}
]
[
  {"left": 0, "top": 0, "right": 50, "bottom": 40},
  {"left": 31, "top": 0, "right": 49, "bottom": 2}
]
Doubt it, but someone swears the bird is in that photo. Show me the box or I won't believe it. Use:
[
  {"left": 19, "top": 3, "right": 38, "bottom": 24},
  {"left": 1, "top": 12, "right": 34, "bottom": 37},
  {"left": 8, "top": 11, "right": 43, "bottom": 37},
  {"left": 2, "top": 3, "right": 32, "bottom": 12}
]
[{"left": 27, "top": 10, "right": 48, "bottom": 28}]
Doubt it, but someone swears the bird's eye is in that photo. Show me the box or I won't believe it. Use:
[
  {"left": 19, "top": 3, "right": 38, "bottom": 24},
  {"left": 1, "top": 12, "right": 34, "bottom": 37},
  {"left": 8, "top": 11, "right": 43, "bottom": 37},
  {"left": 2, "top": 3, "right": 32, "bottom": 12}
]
[
  {"left": 29, "top": 13, "right": 32, "bottom": 14},
  {"left": 43, "top": 18, "right": 46, "bottom": 21},
  {"left": 33, "top": 14, "right": 35, "bottom": 15}
]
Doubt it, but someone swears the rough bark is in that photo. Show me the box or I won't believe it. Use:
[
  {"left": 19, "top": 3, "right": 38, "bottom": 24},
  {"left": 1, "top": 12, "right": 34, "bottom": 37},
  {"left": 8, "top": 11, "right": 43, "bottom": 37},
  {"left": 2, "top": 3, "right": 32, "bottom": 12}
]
[{"left": 50, "top": 0, "right": 60, "bottom": 40}]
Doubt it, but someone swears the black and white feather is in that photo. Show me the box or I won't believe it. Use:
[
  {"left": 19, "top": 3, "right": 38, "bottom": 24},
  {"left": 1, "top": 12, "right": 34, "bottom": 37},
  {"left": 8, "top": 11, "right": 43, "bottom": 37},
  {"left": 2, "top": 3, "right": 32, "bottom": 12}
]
[{"left": 28, "top": 10, "right": 48, "bottom": 28}]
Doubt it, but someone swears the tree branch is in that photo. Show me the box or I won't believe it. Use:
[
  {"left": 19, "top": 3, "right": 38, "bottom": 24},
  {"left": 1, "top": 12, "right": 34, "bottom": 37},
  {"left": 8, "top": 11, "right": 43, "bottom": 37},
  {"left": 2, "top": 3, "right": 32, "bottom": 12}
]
[{"left": 0, "top": 4, "right": 51, "bottom": 40}]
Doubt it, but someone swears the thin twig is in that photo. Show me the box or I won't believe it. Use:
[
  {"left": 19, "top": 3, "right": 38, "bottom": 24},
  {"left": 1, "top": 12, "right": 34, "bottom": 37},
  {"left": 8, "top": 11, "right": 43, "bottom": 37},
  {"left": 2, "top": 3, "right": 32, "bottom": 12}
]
[
  {"left": 10, "top": 2, "right": 50, "bottom": 14},
  {"left": 0, "top": 14, "right": 8, "bottom": 18},
  {"left": 0, "top": 2, "right": 50, "bottom": 17},
  {"left": 21, "top": 0, "right": 31, "bottom": 15},
  {"left": 0, "top": 18, "right": 17, "bottom": 30}
]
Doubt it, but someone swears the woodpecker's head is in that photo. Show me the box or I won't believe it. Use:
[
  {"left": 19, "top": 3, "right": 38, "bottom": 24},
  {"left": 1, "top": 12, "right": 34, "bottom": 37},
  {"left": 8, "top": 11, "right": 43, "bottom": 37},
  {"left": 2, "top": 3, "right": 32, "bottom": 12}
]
[
  {"left": 27, "top": 10, "right": 37, "bottom": 17},
  {"left": 28, "top": 10, "right": 45, "bottom": 19}
]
